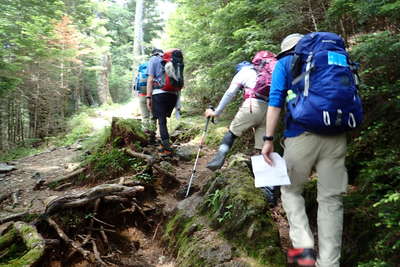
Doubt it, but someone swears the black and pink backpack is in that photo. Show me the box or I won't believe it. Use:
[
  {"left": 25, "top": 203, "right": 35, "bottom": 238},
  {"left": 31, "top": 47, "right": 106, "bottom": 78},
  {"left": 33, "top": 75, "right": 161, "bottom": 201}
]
[{"left": 243, "top": 51, "right": 277, "bottom": 101}]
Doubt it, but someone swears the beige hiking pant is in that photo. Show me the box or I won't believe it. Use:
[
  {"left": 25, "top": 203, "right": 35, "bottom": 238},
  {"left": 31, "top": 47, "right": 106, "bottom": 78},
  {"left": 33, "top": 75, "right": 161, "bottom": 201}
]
[
  {"left": 138, "top": 95, "right": 155, "bottom": 131},
  {"left": 282, "top": 132, "right": 348, "bottom": 267},
  {"left": 229, "top": 98, "right": 267, "bottom": 149}
]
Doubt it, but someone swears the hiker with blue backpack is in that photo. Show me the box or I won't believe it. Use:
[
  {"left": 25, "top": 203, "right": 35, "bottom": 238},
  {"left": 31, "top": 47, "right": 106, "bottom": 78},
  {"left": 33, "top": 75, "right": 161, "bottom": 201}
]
[
  {"left": 204, "top": 51, "right": 279, "bottom": 206},
  {"left": 261, "top": 32, "right": 363, "bottom": 267},
  {"left": 133, "top": 62, "right": 156, "bottom": 136}
]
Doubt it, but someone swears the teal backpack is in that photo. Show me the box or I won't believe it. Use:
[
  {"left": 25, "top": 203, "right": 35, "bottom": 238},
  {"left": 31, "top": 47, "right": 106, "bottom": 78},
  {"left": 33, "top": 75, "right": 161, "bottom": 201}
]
[{"left": 134, "top": 62, "right": 148, "bottom": 94}]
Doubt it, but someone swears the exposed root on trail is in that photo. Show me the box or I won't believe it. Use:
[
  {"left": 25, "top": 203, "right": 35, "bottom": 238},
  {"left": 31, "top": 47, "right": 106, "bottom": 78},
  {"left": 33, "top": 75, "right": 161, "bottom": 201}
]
[{"left": 44, "top": 184, "right": 144, "bottom": 215}]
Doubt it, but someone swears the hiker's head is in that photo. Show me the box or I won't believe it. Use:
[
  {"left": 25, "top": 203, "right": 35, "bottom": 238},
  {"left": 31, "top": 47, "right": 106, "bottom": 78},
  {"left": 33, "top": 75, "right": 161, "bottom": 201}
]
[
  {"left": 235, "top": 61, "right": 252, "bottom": 73},
  {"left": 151, "top": 48, "right": 163, "bottom": 57},
  {"left": 278, "top": 33, "right": 303, "bottom": 57}
]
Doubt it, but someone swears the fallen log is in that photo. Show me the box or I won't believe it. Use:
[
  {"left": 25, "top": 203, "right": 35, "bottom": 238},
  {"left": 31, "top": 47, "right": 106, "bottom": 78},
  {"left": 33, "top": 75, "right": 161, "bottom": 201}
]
[
  {"left": 0, "top": 221, "right": 45, "bottom": 266},
  {"left": 45, "top": 184, "right": 144, "bottom": 215}
]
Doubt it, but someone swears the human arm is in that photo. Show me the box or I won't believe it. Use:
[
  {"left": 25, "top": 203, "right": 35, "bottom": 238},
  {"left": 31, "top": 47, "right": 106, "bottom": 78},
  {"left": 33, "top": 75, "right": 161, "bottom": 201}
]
[
  {"left": 261, "top": 106, "right": 281, "bottom": 165},
  {"left": 146, "top": 74, "right": 154, "bottom": 111},
  {"left": 261, "top": 59, "right": 290, "bottom": 165},
  {"left": 207, "top": 70, "right": 246, "bottom": 117}
]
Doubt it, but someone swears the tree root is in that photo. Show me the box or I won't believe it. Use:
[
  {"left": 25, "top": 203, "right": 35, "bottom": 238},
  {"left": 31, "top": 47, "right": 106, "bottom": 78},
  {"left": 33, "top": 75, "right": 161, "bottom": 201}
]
[
  {"left": 44, "top": 184, "right": 144, "bottom": 215},
  {"left": 43, "top": 167, "right": 86, "bottom": 189},
  {"left": 124, "top": 148, "right": 180, "bottom": 185},
  {"left": 0, "top": 211, "right": 28, "bottom": 225},
  {"left": 46, "top": 217, "right": 93, "bottom": 262}
]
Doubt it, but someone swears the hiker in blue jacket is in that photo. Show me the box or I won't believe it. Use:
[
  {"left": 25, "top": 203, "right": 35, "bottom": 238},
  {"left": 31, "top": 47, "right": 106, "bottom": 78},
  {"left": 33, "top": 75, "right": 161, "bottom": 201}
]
[{"left": 262, "top": 33, "right": 352, "bottom": 267}]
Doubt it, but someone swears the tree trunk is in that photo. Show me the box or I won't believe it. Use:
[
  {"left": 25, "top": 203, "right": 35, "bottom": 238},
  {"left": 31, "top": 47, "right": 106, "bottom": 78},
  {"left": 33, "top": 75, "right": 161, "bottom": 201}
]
[
  {"left": 133, "top": 0, "right": 144, "bottom": 60},
  {"left": 0, "top": 99, "right": 3, "bottom": 150},
  {"left": 97, "top": 54, "right": 113, "bottom": 105},
  {"left": 132, "top": 0, "right": 145, "bottom": 73}
]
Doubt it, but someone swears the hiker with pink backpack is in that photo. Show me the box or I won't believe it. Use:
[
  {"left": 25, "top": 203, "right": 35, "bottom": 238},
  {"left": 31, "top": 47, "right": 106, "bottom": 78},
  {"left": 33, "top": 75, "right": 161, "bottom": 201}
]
[{"left": 204, "top": 51, "right": 278, "bottom": 206}]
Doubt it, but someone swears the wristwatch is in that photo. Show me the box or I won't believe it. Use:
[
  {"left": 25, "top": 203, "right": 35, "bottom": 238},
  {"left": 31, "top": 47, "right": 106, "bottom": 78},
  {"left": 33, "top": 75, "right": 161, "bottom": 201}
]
[{"left": 263, "top": 135, "right": 274, "bottom": 141}]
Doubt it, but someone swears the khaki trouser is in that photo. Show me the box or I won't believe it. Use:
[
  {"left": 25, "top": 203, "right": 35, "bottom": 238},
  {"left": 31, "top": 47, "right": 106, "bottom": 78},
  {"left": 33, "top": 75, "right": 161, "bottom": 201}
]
[
  {"left": 138, "top": 95, "right": 156, "bottom": 131},
  {"left": 229, "top": 98, "right": 267, "bottom": 149},
  {"left": 282, "top": 132, "right": 348, "bottom": 267}
]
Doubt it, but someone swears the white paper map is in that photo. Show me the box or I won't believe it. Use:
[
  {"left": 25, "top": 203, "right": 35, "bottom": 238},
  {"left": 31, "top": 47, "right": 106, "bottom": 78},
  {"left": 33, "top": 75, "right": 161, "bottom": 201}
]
[{"left": 251, "top": 153, "right": 291, "bottom": 187}]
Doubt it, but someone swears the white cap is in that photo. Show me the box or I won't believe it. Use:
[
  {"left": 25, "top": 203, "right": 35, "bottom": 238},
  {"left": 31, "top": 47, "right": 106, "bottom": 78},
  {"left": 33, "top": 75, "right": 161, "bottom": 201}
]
[{"left": 277, "top": 33, "right": 304, "bottom": 57}]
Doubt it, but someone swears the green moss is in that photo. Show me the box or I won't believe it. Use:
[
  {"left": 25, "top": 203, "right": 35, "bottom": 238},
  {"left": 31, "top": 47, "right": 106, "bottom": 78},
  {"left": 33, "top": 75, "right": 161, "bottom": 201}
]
[
  {"left": 0, "top": 223, "right": 44, "bottom": 266},
  {"left": 200, "top": 160, "right": 285, "bottom": 266},
  {"left": 84, "top": 147, "right": 145, "bottom": 182},
  {"left": 164, "top": 212, "right": 226, "bottom": 266},
  {"left": 0, "top": 241, "right": 27, "bottom": 265},
  {"left": 115, "top": 118, "right": 146, "bottom": 140},
  {"left": 0, "top": 229, "right": 17, "bottom": 251},
  {"left": 21, "top": 213, "right": 39, "bottom": 223}
]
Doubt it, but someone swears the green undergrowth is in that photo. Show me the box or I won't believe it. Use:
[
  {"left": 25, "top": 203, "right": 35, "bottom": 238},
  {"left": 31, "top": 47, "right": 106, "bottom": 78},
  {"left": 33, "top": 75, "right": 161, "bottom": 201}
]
[
  {"left": 50, "top": 103, "right": 128, "bottom": 148},
  {"left": 0, "top": 145, "right": 42, "bottom": 162},
  {"left": 79, "top": 118, "right": 148, "bottom": 183},
  {"left": 83, "top": 146, "right": 145, "bottom": 183},
  {"left": 169, "top": 114, "right": 231, "bottom": 148}
]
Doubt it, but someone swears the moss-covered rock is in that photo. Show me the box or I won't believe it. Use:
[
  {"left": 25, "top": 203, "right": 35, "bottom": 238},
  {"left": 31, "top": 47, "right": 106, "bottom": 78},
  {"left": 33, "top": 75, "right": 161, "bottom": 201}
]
[
  {"left": 163, "top": 199, "right": 250, "bottom": 267},
  {"left": 163, "top": 153, "right": 285, "bottom": 266},
  {"left": 170, "top": 121, "right": 202, "bottom": 144},
  {"left": 200, "top": 154, "right": 285, "bottom": 266}
]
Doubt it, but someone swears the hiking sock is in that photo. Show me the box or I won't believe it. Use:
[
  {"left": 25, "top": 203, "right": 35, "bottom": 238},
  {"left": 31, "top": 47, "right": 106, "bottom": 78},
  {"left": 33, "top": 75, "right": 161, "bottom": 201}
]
[{"left": 206, "top": 131, "right": 236, "bottom": 171}]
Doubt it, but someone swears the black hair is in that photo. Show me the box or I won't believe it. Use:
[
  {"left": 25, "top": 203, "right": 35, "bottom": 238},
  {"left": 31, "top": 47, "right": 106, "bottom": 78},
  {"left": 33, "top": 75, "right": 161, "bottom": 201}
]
[{"left": 152, "top": 48, "right": 163, "bottom": 56}]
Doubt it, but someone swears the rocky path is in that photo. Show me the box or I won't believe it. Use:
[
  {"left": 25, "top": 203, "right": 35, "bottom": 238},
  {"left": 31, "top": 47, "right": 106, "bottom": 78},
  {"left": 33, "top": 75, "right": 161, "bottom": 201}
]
[
  {"left": 0, "top": 99, "right": 291, "bottom": 266},
  {"left": 0, "top": 136, "right": 217, "bottom": 267},
  {"left": 0, "top": 145, "right": 83, "bottom": 216}
]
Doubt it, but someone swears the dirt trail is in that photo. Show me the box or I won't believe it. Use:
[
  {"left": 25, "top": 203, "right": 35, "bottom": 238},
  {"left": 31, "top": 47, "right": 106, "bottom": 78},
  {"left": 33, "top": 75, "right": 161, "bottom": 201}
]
[
  {"left": 0, "top": 100, "right": 290, "bottom": 266},
  {"left": 0, "top": 100, "right": 141, "bottom": 215}
]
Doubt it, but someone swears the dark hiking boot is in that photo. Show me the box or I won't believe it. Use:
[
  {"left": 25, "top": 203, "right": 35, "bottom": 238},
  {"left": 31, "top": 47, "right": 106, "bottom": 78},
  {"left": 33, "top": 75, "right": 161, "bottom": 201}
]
[
  {"left": 206, "top": 150, "right": 227, "bottom": 171},
  {"left": 159, "top": 140, "right": 173, "bottom": 157},
  {"left": 260, "top": 186, "right": 280, "bottom": 207},
  {"left": 206, "top": 130, "right": 236, "bottom": 171},
  {"left": 287, "top": 248, "right": 316, "bottom": 267}
]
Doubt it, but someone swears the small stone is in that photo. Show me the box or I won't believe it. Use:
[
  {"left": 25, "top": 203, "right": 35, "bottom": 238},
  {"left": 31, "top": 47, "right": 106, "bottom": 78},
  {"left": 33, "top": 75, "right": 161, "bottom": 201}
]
[
  {"left": 31, "top": 172, "right": 41, "bottom": 180},
  {"left": 158, "top": 256, "right": 166, "bottom": 264},
  {"left": 0, "top": 163, "right": 17, "bottom": 173}
]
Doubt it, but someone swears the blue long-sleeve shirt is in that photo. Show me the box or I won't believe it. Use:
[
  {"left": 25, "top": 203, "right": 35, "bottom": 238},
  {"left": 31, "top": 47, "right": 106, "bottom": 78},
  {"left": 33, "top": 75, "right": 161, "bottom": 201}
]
[{"left": 269, "top": 55, "right": 305, "bottom": 137}]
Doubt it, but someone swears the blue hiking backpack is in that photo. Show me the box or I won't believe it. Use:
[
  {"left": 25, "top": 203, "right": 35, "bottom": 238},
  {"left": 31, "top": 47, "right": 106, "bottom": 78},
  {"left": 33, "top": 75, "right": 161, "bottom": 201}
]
[
  {"left": 134, "top": 62, "right": 148, "bottom": 95},
  {"left": 288, "top": 32, "right": 363, "bottom": 135}
]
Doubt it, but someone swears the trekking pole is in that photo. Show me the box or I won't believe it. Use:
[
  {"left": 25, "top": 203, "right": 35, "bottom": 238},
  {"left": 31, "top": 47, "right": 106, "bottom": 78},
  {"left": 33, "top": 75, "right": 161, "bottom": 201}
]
[{"left": 185, "top": 107, "right": 214, "bottom": 198}]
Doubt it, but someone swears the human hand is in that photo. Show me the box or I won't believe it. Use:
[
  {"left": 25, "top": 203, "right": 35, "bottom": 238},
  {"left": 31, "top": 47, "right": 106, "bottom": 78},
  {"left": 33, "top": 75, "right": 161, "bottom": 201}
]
[
  {"left": 204, "top": 108, "right": 216, "bottom": 118},
  {"left": 261, "top": 141, "right": 274, "bottom": 166}
]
